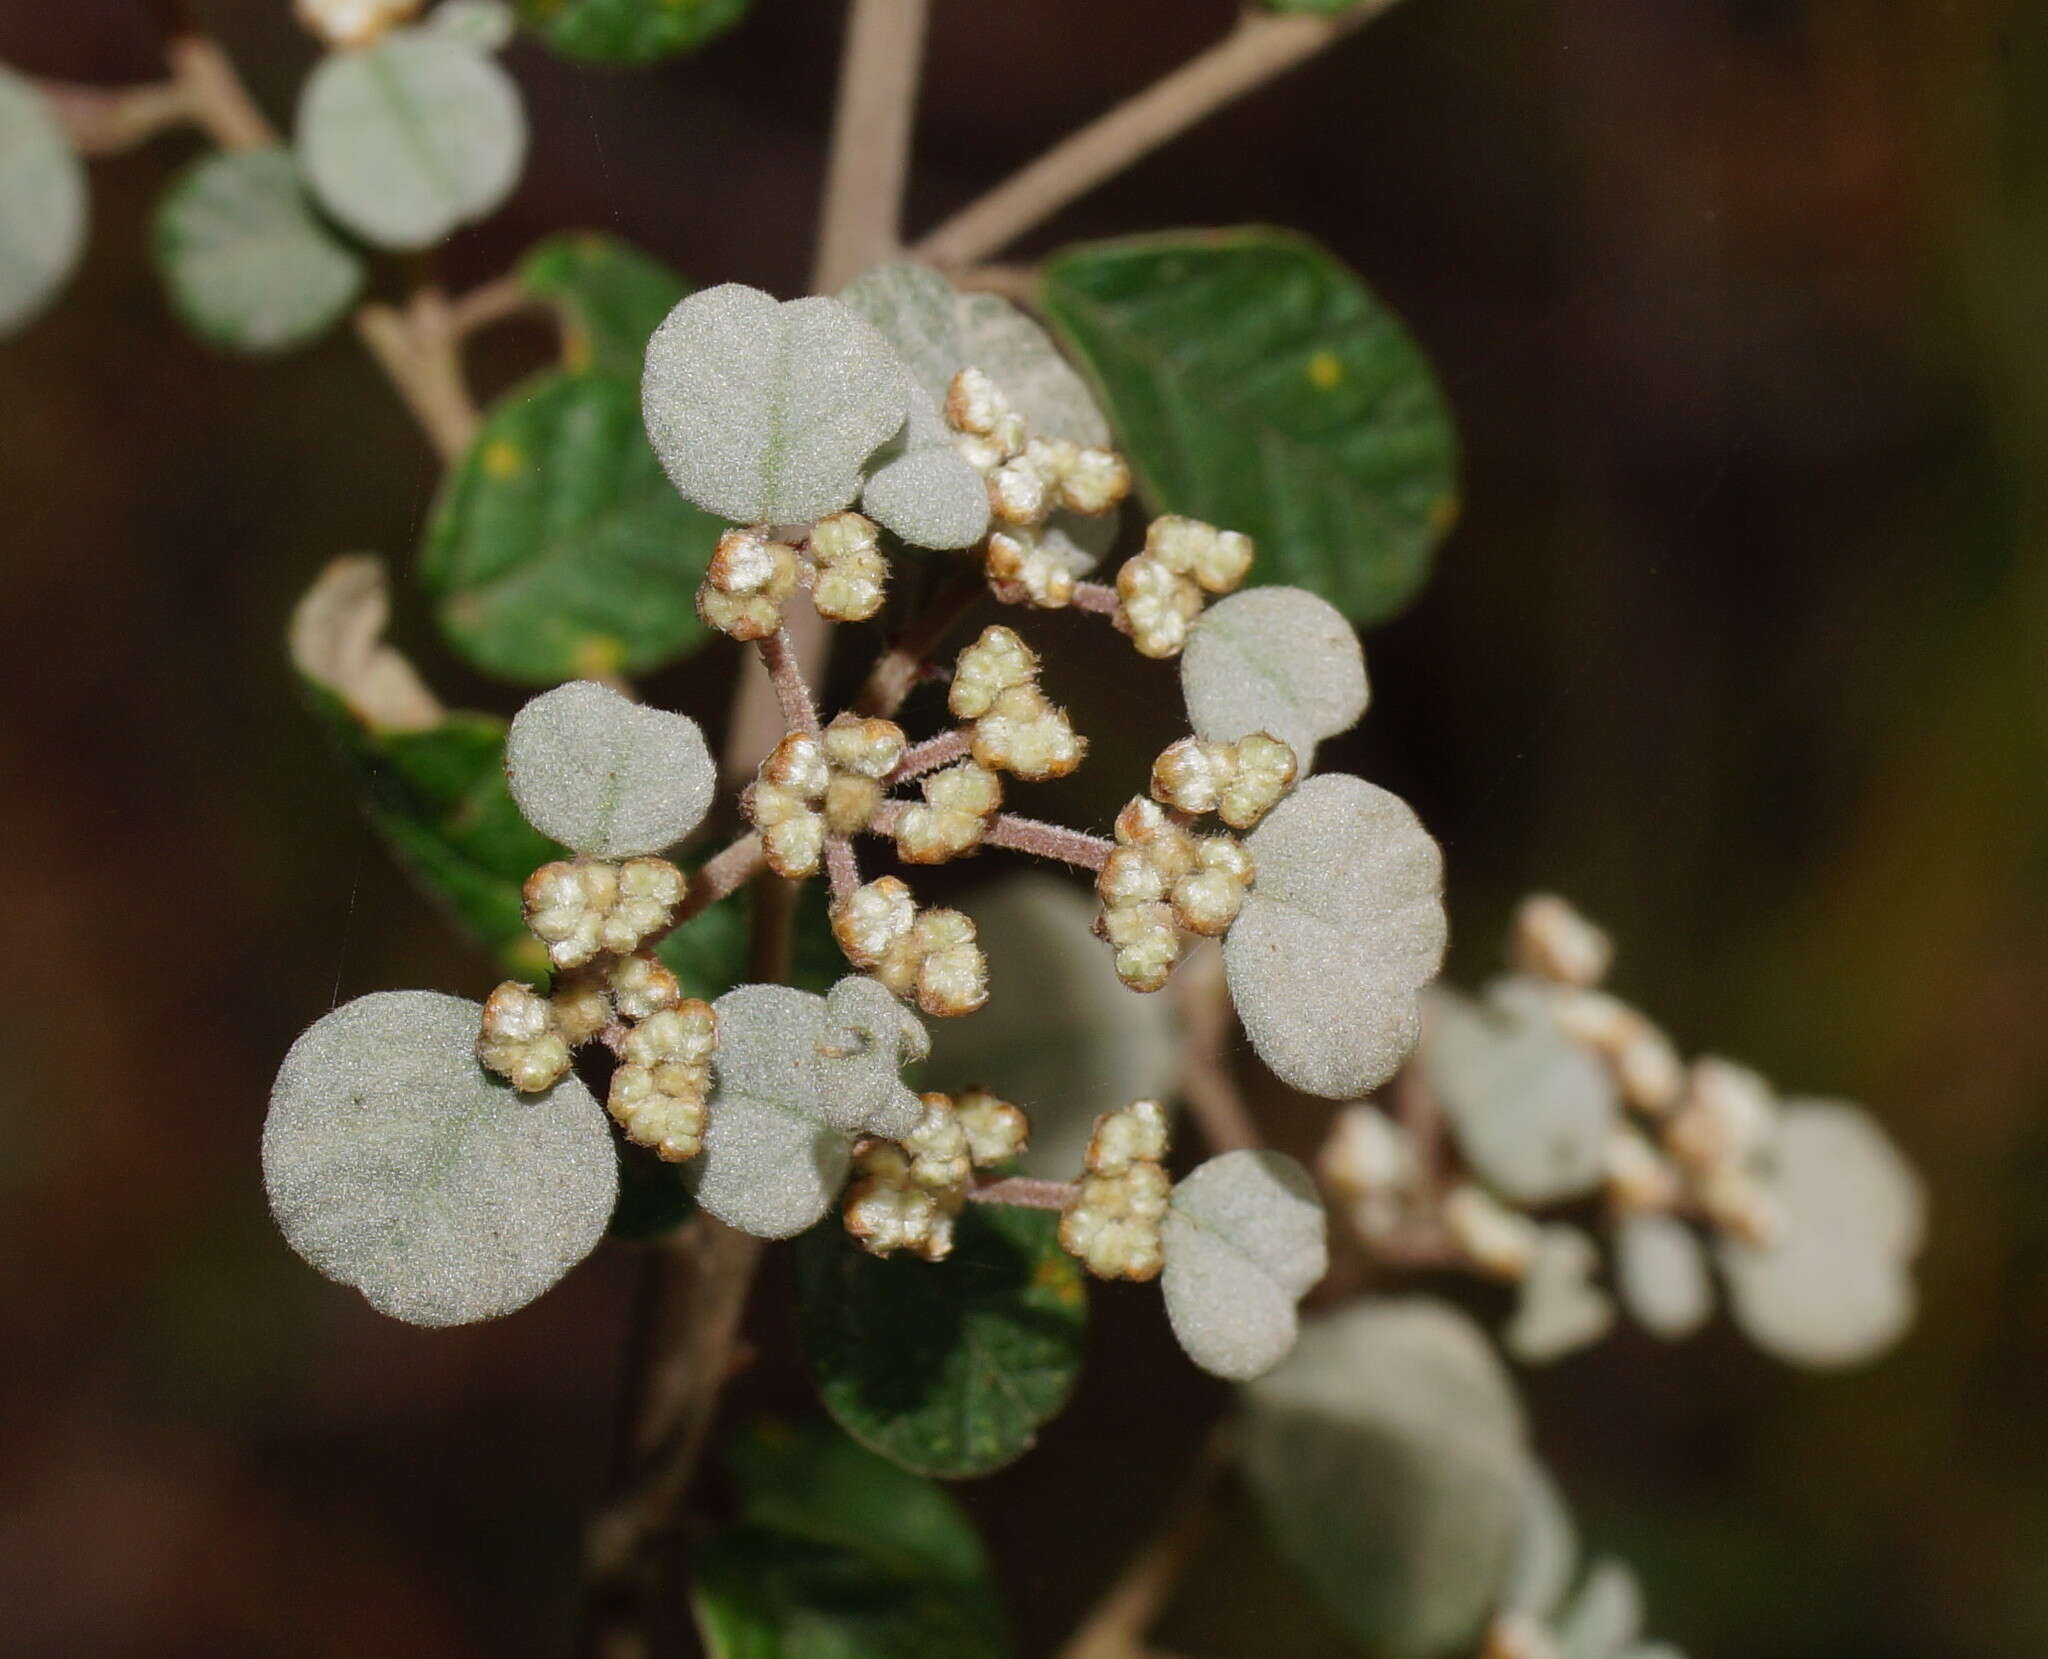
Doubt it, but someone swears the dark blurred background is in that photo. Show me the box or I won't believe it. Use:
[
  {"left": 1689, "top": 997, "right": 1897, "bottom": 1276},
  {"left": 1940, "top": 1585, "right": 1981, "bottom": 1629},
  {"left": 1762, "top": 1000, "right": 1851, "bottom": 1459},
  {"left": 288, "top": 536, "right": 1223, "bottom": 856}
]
[{"left": 3, "top": 0, "right": 2044, "bottom": 1654}]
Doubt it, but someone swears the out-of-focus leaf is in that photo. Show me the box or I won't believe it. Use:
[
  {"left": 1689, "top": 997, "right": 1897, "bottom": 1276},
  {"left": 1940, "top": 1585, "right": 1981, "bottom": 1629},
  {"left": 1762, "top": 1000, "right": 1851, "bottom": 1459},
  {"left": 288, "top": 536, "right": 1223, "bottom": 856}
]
[
  {"left": 1614, "top": 1212, "right": 1712, "bottom": 1340},
  {"left": 427, "top": 0, "right": 517, "bottom": 51},
  {"left": 1040, "top": 229, "right": 1458, "bottom": 625},
  {"left": 794, "top": 1203, "right": 1086, "bottom": 1478},
  {"left": 0, "top": 64, "right": 88, "bottom": 336},
  {"left": 1161, "top": 1149, "right": 1327, "bottom": 1380},
  {"left": 691, "top": 1417, "right": 1011, "bottom": 1658},
  {"left": 518, "top": 230, "right": 689, "bottom": 379},
  {"left": 1505, "top": 1224, "right": 1614, "bottom": 1365},
  {"left": 516, "top": 0, "right": 749, "bottom": 66}
]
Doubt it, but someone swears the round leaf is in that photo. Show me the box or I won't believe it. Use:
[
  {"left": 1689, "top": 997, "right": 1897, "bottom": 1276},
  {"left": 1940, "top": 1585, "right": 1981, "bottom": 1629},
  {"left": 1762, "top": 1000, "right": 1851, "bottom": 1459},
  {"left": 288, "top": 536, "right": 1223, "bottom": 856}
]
[
  {"left": 424, "top": 369, "right": 724, "bottom": 682},
  {"left": 1040, "top": 230, "right": 1459, "bottom": 625},
  {"left": 1225, "top": 773, "right": 1448, "bottom": 1099},
  {"left": 1505, "top": 1465, "right": 1580, "bottom": 1623},
  {"left": 925, "top": 875, "right": 1178, "bottom": 1178},
  {"left": 1241, "top": 1299, "right": 1531, "bottom": 1659},
  {"left": 296, "top": 31, "right": 526, "bottom": 251},
  {"left": 862, "top": 425, "right": 992, "bottom": 550},
  {"left": 504, "top": 679, "right": 714, "bottom": 856},
  {"left": 263, "top": 990, "right": 616, "bottom": 1325},
  {"left": 153, "top": 148, "right": 363, "bottom": 354},
  {"left": 0, "top": 65, "right": 88, "bottom": 336},
  {"left": 795, "top": 1202, "right": 1087, "bottom": 1478},
  {"left": 515, "top": 0, "right": 749, "bottom": 65},
  {"left": 1181, "top": 585, "right": 1368, "bottom": 761},
  {"left": 1424, "top": 982, "right": 1620, "bottom": 1206},
  {"left": 1614, "top": 1212, "right": 1712, "bottom": 1340},
  {"left": 642, "top": 284, "right": 909, "bottom": 524},
  {"left": 1162, "top": 1149, "right": 1327, "bottom": 1379}
]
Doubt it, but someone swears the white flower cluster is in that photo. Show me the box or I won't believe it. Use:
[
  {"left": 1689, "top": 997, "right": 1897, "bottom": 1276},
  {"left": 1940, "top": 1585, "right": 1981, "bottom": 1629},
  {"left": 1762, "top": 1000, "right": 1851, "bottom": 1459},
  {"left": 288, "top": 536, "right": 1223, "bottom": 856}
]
[
  {"left": 831, "top": 875, "right": 989, "bottom": 1017},
  {"left": 1150, "top": 731, "right": 1298, "bottom": 830},
  {"left": 1095, "top": 798, "right": 1254, "bottom": 992},
  {"left": 1115, "top": 515, "right": 1255, "bottom": 658},
  {"left": 697, "top": 513, "right": 890, "bottom": 642},
  {"left": 842, "top": 1088, "right": 1032, "bottom": 1261},
  {"left": 609, "top": 999, "right": 718, "bottom": 1162},
  {"left": 944, "top": 367, "right": 1131, "bottom": 608},
  {"left": 894, "top": 759, "right": 1003, "bottom": 864},
  {"left": 1059, "top": 1100, "right": 1172, "bottom": 1279},
  {"left": 949, "top": 625, "right": 1085, "bottom": 781},
  {"left": 744, "top": 716, "right": 907, "bottom": 878},
  {"left": 295, "top": 0, "right": 421, "bottom": 48},
  {"left": 522, "top": 856, "right": 686, "bottom": 970}
]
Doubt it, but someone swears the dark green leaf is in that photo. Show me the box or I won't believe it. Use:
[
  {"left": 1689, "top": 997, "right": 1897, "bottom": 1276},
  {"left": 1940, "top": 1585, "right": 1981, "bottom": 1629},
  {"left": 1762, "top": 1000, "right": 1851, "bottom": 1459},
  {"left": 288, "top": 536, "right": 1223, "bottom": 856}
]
[
  {"left": 794, "top": 1203, "right": 1086, "bottom": 1479},
  {"left": 301, "top": 681, "right": 560, "bottom": 977},
  {"left": 692, "top": 1418, "right": 1011, "bottom": 1659},
  {"left": 422, "top": 369, "right": 724, "bottom": 683},
  {"left": 515, "top": 0, "right": 749, "bottom": 65},
  {"left": 518, "top": 231, "right": 689, "bottom": 379},
  {"left": 1040, "top": 228, "right": 1459, "bottom": 625}
]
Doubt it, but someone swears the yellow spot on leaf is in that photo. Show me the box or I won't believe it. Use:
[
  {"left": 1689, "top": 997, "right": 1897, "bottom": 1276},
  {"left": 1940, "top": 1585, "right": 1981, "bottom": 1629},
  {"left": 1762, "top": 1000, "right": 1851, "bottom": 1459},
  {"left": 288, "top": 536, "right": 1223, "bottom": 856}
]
[
  {"left": 482, "top": 440, "right": 525, "bottom": 480},
  {"left": 1034, "top": 1255, "right": 1084, "bottom": 1306},
  {"left": 572, "top": 635, "right": 628, "bottom": 679},
  {"left": 1307, "top": 350, "right": 1344, "bottom": 390}
]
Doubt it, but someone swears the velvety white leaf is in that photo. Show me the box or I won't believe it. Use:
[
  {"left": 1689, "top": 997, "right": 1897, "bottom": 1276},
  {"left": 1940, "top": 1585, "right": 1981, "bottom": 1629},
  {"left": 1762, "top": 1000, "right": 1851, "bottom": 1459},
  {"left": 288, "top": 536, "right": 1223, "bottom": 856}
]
[
  {"left": 642, "top": 284, "right": 908, "bottom": 524},
  {"left": 1162, "top": 1150, "right": 1327, "bottom": 1380},
  {"left": 1226, "top": 773, "right": 1447, "bottom": 1099},
  {"left": 296, "top": 30, "right": 525, "bottom": 251},
  {"left": 840, "top": 261, "right": 1109, "bottom": 443},
  {"left": 1717, "top": 1099, "right": 1922, "bottom": 1369},
  {"left": 1614, "top": 1212, "right": 1712, "bottom": 1340},
  {"left": 925, "top": 875, "right": 1178, "bottom": 1177},
  {"left": 426, "top": 0, "right": 516, "bottom": 50},
  {"left": 263, "top": 990, "right": 615, "bottom": 1326},
  {"left": 0, "top": 64, "right": 88, "bottom": 336},
  {"left": 1181, "top": 586, "right": 1369, "bottom": 761},
  {"left": 1241, "top": 1299, "right": 1532, "bottom": 1659},
  {"left": 1507, "top": 1225, "right": 1614, "bottom": 1365},
  {"left": 817, "top": 974, "right": 928, "bottom": 1139},
  {"left": 1424, "top": 981, "right": 1619, "bottom": 1205},
  {"left": 1556, "top": 1559, "right": 1644, "bottom": 1659},
  {"left": 1504, "top": 1465, "right": 1580, "bottom": 1623},
  {"left": 504, "top": 679, "right": 715, "bottom": 857},
  {"left": 154, "top": 148, "right": 363, "bottom": 354},
  {"left": 861, "top": 427, "right": 991, "bottom": 550}
]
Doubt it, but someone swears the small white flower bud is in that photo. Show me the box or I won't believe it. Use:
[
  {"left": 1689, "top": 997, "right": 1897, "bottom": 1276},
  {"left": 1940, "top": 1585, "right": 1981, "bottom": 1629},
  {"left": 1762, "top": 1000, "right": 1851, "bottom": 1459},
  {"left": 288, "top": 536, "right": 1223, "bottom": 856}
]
[
  {"left": 1666, "top": 1057, "right": 1778, "bottom": 1175},
  {"left": 902, "top": 1092, "right": 974, "bottom": 1191},
  {"left": 1604, "top": 1126, "right": 1682, "bottom": 1213},
  {"left": 1060, "top": 1162, "right": 1171, "bottom": 1280},
  {"left": 984, "top": 528, "right": 1076, "bottom": 608},
  {"left": 609, "top": 999, "right": 717, "bottom": 1162},
  {"left": 834, "top": 882, "right": 989, "bottom": 1018},
  {"left": 1096, "top": 844, "right": 1168, "bottom": 910},
  {"left": 1115, "top": 553, "right": 1203, "bottom": 659},
  {"left": 523, "top": 856, "right": 683, "bottom": 970},
  {"left": 1171, "top": 836, "right": 1253, "bottom": 936},
  {"left": 954, "top": 1089, "right": 1030, "bottom": 1168},
  {"left": 1086, "top": 1099, "right": 1170, "bottom": 1175},
  {"left": 831, "top": 876, "right": 917, "bottom": 969},
  {"left": 987, "top": 453, "right": 1054, "bottom": 526},
  {"left": 949, "top": 625, "right": 1038, "bottom": 720},
  {"left": 904, "top": 907, "right": 989, "bottom": 1018},
  {"left": 1508, "top": 893, "right": 1615, "bottom": 988},
  {"left": 550, "top": 971, "right": 614, "bottom": 1046},
  {"left": 944, "top": 367, "right": 1012, "bottom": 443},
  {"left": 1217, "top": 732, "right": 1298, "bottom": 829},
  {"left": 698, "top": 527, "right": 801, "bottom": 641},
  {"left": 806, "top": 511, "right": 889, "bottom": 622},
  {"left": 818, "top": 714, "right": 906, "bottom": 836},
  {"left": 295, "top": 0, "right": 421, "bottom": 48},
  {"left": 1547, "top": 987, "right": 1685, "bottom": 1114},
  {"left": 477, "top": 981, "right": 572, "bottom": 1093},
  {"left": 1319, "top": 1105, "right": 1419, "bottom": 1244},
  {"left": 1055, "top": 446, "right": 1131, "bottom": 516},
  {"left": 609, "top": 951, "right": 682, "bottom": 1021},
  {"left": 1151, "top": 736, "right": 1228, "bottom": 815},
  {"left": 746, "top": 733, "right": 831, "bottom": 877},
  {"left": 1443, "top": 1183, "right": 1541, "bottom": 1281},
  {"left": 969, "top": 683, "right": 1086, "bottom": 781},
  {"left": 1096, "top": 900, "right": 1182, "bottom": 992},
  {"left": 1145, "top": 514, "right": 1253, "bottom": 594},
  {"left": 895, "top": 760, "right": 1002, "bottom": 864},
  {"left": 843, "top": 1140, "right": 961, "bottom": 1262}
]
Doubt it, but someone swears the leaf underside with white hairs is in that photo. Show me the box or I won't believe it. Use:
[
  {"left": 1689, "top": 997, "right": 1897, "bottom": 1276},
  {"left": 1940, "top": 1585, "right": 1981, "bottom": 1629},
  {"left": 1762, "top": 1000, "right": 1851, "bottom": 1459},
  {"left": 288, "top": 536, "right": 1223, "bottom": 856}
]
[
  {"left": 1180, "top": 586, "right": 1369, "bottom": 761},
  {"left": 504, "top": 679, "right": 715, "bottom": 857},
  {"left": 0, "top": 64, "right": 89, "bottom": 336},
  {"left": 642, "top": 284, "right": 909, "bottom": 524},
  {"left": 263, "top": 990, "right": 616, "bottom": 1326},
  {"left": 1615, "top": 1211, "right": 1713, "bottom": 1340},
  {"left": 860, "top": 391, "right": 991, "bottom": 550},
  {"left": 1226, "top": 773, "right": 1447, "bottom": 1099},
  {"left": 296, "top": 30, "right": 526, "bottom": 252},
  {"left": 1162, "top": 1149, "right": 1328, "bottom": 1380}
]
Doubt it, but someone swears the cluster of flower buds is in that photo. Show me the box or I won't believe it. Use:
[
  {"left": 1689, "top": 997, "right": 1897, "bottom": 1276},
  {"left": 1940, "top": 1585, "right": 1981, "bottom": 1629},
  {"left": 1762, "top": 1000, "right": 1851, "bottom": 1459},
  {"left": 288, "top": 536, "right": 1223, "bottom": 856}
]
[
  {"left": 697, "top": 513, "right": 890, "bottom": 641},
  {"left": 1094, "top": 798, "right": 1254, "bottom": 991},
  {"left": 1441, "top": 1182, "right": 1542, "bottom": 1281},
  {"left": 522, "top": 856, "right": 686, "bottom": 971},
  {"left": 1114, "top": 515, "right": 1254, "bottom": 658},
  {"left": 1317, "top": 1104, "right": 1424, "bottom": 1247},
  {"left": 949, "top": 625, "right": 1085, "bottom": 781},
  {"left": 608, "top": 999, "right": 718, "bottom": 1162},
  {"left": 476, "top": 981, "right": 572, "bottom": 1094},
  {"left": 744, "top": 716, "right": 907, "bottom": 878},
  {"left": 831, "top": 876, "right": 989, "bottom": 1017},
  {"left": 944, "top": 368, "right": 1131, "bottom": 609},
  {"left": 1150, "top": 732, "right": 1299, "bottom": 830},
  {"left": 1059, "top": 1100, "right": 1172, "bottom": 1280},
  {"left": 894, "top": 759, "right": 1003, "bottom": 864},
  {"left": 842, "top": 1088, "right": 1032, "bottom": 1261},
  {"left": 295, "top": 0, "right": 419, "bottom": 48}
]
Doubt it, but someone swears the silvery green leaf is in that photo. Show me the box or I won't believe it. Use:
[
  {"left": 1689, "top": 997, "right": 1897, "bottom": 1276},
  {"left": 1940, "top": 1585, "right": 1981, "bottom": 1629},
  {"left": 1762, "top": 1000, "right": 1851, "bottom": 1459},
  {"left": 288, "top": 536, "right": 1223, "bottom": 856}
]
[
  {"left": 1181, "top": 586, "right": 1369, "bottom": 761},
  {"left": 296, "top": 30, "right": 526, "bottom": 251},
  {"left": 817, "top": 975, "right": 928, "bottom": 1139},
  {"left": 1226, "top": 773, "right": 1447, "bottom": 1099},
  {"left": 1556, "top": 1559, "right": 1644, "bottom": 1659},
  {"left": 0, "top": 64, "right": 87, "bottom": 336},
  {"left": 861, "top": 418, "right": 991, "bottom": 550},
  {"left": 1614, "top": 1212, "right": 1712, "bottom": 1340},
  {"left": 1504, "top": 1465, "right": 1580, "bottom": 1622},
  {"left": 1241, "top": 1299, "right": 1531, "bottom": 1659},
  {"left": 1507, "top": 1225, "right": 1614, "bottom": 1365},
  {"left": 427, "top": 0, "right": 517, "bottom": 49},
  {"left": 153, "top": 148, "right": 363, "bottom": 354},
  {"left": 1717, "top": 1099, "right": 1923, "bottom": 1368},
  {"left": 840, "top": 261, "right": 1109, "bottom": 443},
  {"left": 263, "top": 990, "right": 616, "bottom": 1325},
  {"left": 1161, "top": 1150, "right": 1327, "bottom": 1380},
  {"left": 642, "top": 284, "right": 909, "bottom": 523},
  {"left": 1424, "top": 981, "right": 1619, "bottom": 1205},
  {"left": 504, "top": 679, "right": 715, "bottom": 856},
  {"left": 925, "top": 875, "right": 1178, "bottom": 1177}
]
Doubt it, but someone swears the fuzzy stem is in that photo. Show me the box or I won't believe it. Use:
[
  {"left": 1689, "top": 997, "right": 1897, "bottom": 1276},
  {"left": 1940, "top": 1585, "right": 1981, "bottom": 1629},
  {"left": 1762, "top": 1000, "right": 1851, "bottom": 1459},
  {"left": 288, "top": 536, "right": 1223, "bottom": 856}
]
[
  {"left": 824, "top": 836, "right": 863, "bottom": 903},
  {"left": 887, "top": 727, "right": 973, "bottom": 785},
  {"left": 980, "top": 811, "right": 1114, "bottom": 871},
  {"left": 665, "top": 834, "right": 768, "bottom": 934},
  {"left": 912, "top": 5, "right": 1390, "bottom": 271},
  {"left": 1070, "top": 580, "right": 1122, "bottom": 618},
  {"left": 757, "top": 628, "right": 823, "bottom": 736},
  {"left": 853, "top": 570, "right": 987, "bottom": 717},
  {"left": 967, "top": 1175, "right": 1078, "bottom": 1210},
  {"left": 1173, "top": 945, "right": 1261, "bottom": 1153},
  {"left": 812, "top": 0, "right": 932, "bottom": 289}
]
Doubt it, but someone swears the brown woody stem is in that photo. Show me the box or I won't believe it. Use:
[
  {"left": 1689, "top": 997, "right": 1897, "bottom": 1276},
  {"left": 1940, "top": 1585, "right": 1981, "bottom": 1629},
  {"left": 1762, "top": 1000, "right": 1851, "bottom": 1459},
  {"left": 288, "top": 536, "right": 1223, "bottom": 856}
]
[
  {"left": 888, "top": 727, "right": 973, "bottom": 785},
  {"left": 980, "top": 811, "right": 1114, "bottom": 872}
]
